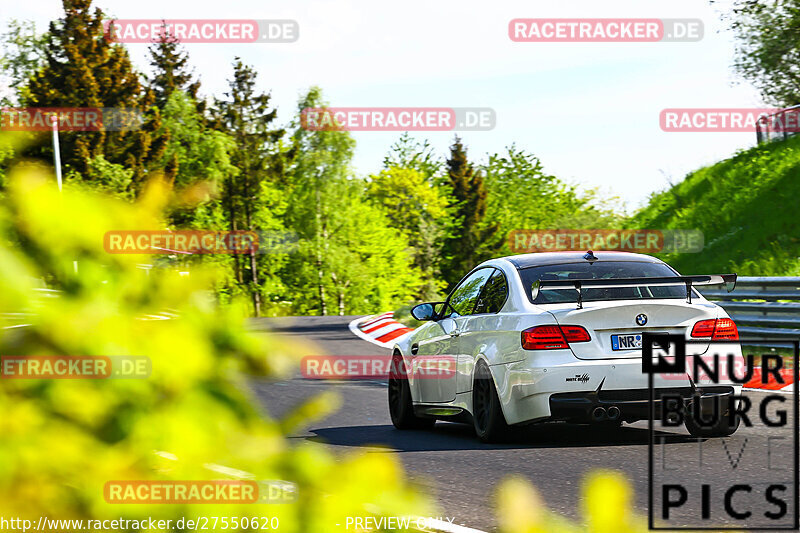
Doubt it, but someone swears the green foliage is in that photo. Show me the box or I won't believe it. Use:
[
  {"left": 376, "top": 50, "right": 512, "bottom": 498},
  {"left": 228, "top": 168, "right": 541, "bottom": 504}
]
[
  {"left": 496, "top": 470, "right": 647, "bottom": 532},
  {"left": 24, "top": 0, "right": 167, "bottom": 188},
  {"left": 724, "top": 0, "right": 800, "bottom": 106},
  {"left": 64, "top": 155, "right": 134, "bottom": 199},
  {"left": 148, "top": 31, "right": 201, "bottom": 109},
  {"left": 0, "top": 19, "right": 48, "bottom": 106},
  {"left": 629, "top": 133, "right": 800, "bottom": 275},
  {"left": 440, "top": 137, "right": 502, "bottom": 289},
  {"left": 483, "top": 146, "right": 623, "bottom": 255},
  {"left": 285, "top": 88, "right": 423, "bottom": 315},
  {"left": 383, "top": 133, "right": 442, "bottom": 184},
  {"left": 367, "top": 166, "right": 450, "bottom": 299},
  {"left": 212, "top": 59, "right": 285, "bottom": 316},
  {"left": 484, "top": 145, "right": 580, "bottom": 230},
  {"left": 0, "top": 154, "right": 434, "bottom": 530},
  {"left": 158, "top": 91, "right": 235, "bottom": 192}
]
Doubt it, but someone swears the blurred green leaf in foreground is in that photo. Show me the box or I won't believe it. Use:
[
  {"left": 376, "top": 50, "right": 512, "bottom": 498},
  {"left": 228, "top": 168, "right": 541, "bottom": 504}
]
[
  {"left": 496, "top": 470, "right": 648, "bottom": 533},
  {"left": 0, "top": 144, "right": 431, "bottom": 531}
]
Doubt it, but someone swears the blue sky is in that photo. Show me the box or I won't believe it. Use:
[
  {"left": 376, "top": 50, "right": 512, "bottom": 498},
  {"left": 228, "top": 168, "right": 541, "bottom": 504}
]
[{"left": 2, "top": 0, "right": 763, "bottom": 211}]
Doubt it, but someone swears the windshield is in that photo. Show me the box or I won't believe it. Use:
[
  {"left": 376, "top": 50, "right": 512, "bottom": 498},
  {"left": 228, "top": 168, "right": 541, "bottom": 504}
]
[{"left": 518, "top": 261, "right": 689, "bottom": 304}]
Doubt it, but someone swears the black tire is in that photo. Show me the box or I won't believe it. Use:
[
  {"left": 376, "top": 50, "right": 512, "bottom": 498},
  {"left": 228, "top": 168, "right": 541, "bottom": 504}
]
[
  {"left": 472, "top": 362, "right": 510, "bottom": 443},
  {"left": 388, "top": 352, "right": 435, "bottom": 430},
  {"left": 684, "top": 396, "right": 740, "bottom": 438}
]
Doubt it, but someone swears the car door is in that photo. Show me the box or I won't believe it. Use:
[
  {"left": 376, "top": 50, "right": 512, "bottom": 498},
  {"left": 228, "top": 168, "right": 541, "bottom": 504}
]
[
  {"left": 456, "top": 268, "right": 509, "bottom": 393},
  {"left": 417, "top": 268, "right": 494, "bottom": 403}
]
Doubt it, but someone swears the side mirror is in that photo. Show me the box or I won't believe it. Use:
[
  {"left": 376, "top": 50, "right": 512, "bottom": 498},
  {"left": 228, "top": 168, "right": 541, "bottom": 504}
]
[{"left": 411, "top": 302, "right": 438, "bottom": 321}]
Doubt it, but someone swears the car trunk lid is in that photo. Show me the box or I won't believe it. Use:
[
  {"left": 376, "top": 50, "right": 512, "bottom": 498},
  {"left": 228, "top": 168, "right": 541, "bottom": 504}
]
[{"left": 543, "top": 299, "right": 716, "bottom": 360}]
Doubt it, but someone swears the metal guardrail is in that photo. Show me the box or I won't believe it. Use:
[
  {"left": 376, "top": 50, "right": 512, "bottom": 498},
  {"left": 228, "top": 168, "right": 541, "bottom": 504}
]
[
  {"left": 756, "top": 104, "right": 800, "bottom": 144},
  {"left": 699, "top": 276, "right": 800, "bottom": 340}
]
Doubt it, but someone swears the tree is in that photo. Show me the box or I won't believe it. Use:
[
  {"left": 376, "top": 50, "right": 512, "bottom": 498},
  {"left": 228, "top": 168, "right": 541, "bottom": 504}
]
[
  {"left": 440, "top": 137, "right": 501, "bottom": 288},
  {"left": 24, "top": 0, "right": 166, "bottom": 190},
  {"left": 367, "top": 166, "right": 450, "bottom": 299},
  {"left": 483, "top": 146, "right": 623, "bottom": 254},
  {"left": 0, "top": 20, "right": 50, "bottom": 181},
  {"left": 285, "top": 87, "right": 355, "bottom": 315},
  {"left": 213, "top": 58, "right": 284, "bottom": 316},
  {"left": 383, "top": 133, "right": 442, "bottom": 183},
  {"left": 285, "top": 87, "right": 422, "bottom": 314},
  {"left": 157, "top": 90, "right": 236, "bottom": 221},
  {"left": 288, "top": 179, "right": 423, "bottom": 315},
  {"left": 147, "top": 28, "right": 202, "bottom": 111},
  {"left": 0, "top": 20, "right": 48, "bottom": 106},
  {"left": 724, "top": 0, "right": 800, "bottom": 106},
  {"left": 158, "top": 91, "right": 235, "bottom": 190}
]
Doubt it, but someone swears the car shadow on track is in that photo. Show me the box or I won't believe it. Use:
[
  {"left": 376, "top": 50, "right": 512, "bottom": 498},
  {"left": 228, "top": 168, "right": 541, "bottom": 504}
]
[{"left": 308, "top": 421, "right": 697, "bottom": 452}]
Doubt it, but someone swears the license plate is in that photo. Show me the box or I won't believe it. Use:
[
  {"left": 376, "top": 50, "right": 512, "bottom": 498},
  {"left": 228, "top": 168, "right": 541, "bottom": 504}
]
[{"left": 611, "top": 333, "right": 642, "bottom": 351}]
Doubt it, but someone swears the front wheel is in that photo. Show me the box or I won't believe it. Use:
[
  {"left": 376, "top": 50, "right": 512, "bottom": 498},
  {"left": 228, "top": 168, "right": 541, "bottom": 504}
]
[
  {"left": 472, "top": 362, "right": 510, "bottom": 443},
  {"left": 388, "top": 352, "right": 435, "bottom": 430}
]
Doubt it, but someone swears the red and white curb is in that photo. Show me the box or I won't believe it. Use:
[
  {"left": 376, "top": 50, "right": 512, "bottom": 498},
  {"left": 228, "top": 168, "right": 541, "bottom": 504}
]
[
  {"left": 742, "top": 368, "right": 795, "bottom": 393},
  {"left": 348, "top": 313, "right": 415, "bottom": 348}
]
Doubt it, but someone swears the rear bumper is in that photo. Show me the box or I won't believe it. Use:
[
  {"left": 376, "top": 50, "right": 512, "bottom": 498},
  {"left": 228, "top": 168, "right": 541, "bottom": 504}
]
[
  {"left": 549, "top": 385, "right": 735, "bottom": 423},
  {"left": 491, "top": 344, "right": 743, "bottom": 425}
]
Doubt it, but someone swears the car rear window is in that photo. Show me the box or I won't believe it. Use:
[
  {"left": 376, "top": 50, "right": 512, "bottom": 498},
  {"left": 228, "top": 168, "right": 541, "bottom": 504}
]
[{"left": 518, "top": 261, "right": 688, "bottom": 304}]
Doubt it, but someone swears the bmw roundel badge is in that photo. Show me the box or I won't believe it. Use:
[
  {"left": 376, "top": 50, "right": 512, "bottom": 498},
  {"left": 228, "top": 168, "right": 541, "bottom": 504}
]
[{"left": 635, "top": 313, "right": 648, "bottom": 326}]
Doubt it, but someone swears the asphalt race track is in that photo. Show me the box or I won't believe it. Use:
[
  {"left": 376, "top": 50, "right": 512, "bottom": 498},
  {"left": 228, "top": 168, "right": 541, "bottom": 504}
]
[{"left": 249, "top": 316, "right": 798, "bottom": 532}]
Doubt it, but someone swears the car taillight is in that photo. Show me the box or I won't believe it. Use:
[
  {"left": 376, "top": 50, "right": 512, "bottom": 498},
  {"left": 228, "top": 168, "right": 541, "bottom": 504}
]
[
  {"left": 521, "top": 325, "right": 591, "bottom": 350},
  {"left": 560, "top": 325, "right": 592, "bottom": 342},
  {"left": 691, "top": 318, "right": 739, "bottom": 340},
  {"left": 691, "top": 319, "right": 716, "bottom": 337},
  {"left": 712, "top": 318, "right": 739, "bottom": 339}
]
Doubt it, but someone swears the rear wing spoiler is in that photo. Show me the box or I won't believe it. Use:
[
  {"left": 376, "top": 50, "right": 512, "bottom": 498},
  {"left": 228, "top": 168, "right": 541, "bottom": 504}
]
[{"left": 531, "top": 274, "right": 737, "bottom": 308}]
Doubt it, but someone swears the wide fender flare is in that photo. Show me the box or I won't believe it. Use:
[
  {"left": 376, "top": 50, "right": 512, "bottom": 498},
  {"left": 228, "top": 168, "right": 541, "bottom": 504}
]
[
  {"left": 471, "top": 354, "right": 513, "bottom": 422},
  {"left": 391, "top": 347, "right": 420, "bottom": 399}
]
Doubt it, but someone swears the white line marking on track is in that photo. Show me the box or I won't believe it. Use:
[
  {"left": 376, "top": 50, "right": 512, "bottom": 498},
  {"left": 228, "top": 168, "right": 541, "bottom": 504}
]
[{"left": 412, "top": 518, "right": 487, "bottom": 533}]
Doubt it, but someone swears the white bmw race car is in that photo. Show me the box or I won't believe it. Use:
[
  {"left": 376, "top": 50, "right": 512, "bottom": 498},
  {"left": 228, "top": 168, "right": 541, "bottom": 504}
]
[{"left": 388, "top": 251, "right": 743, "bottom": 442}]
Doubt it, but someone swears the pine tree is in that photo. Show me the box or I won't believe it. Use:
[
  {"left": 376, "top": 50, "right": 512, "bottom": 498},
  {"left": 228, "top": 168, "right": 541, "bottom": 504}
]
[
  {"left": 214, "top": 58, "right": 284, "bottom": 316},
  {"left": 440, "top": 137, "right": 501, "bottom": 288},
  {"left": 24, "top": 0, "right": 166, "bottom": 191},
  {"left": 147, "top": 29, "right": 203, "bottom": 184},
  {"left": 147, "top": 28, "right": 201, "bottom": 110}
]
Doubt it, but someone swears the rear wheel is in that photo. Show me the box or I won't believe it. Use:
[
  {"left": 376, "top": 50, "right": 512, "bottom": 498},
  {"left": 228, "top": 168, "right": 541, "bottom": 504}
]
[
  {"left": 472, "top": 362, "right": 510, "bottom": 442},
  {"left": 388, "top": 352, "right": 435, "bottom": 430}
]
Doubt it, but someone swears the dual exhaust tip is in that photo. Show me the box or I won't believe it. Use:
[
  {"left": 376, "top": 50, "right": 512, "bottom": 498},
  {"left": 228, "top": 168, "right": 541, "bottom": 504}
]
[{"left": 591, "top": 405, "right": 621, "bottom": 422}]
